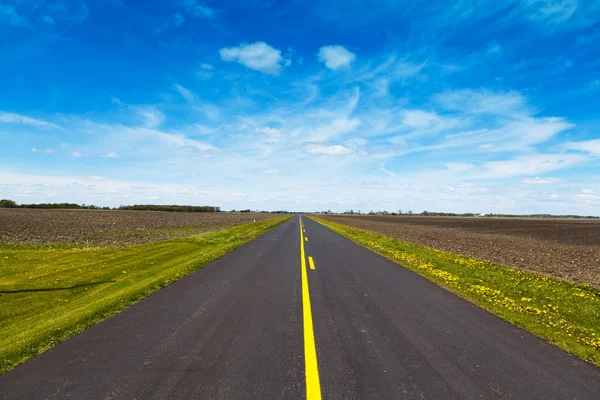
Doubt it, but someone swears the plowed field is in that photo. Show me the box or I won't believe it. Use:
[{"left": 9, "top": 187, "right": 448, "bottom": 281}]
[
  {"left": 316, "top": 215, "right": 600, "bottom": 288},
  {"left": 0, "top": 209, "right": 281, "bottom": 246}
]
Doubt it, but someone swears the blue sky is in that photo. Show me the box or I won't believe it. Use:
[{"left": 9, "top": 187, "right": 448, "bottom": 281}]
[{"left": 1, "top": 0, "right": 599, "bottom": 214}]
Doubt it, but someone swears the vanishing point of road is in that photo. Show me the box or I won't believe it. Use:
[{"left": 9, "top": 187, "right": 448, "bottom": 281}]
[{"left": 1, "top": 215, "right": 599, "bottom": 399}]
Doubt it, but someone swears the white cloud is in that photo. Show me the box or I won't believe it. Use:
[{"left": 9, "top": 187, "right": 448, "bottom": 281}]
[
  {"left": 136, "top": 107, "right": 165, "bottom": 128},
  {"left": 318, "top": 45, "right": 356, "bottom": 70},
  {"left": 304, "top": 143, "right": 352, "bottom": 156},
  {"left": 219, "top": 42, "right": 288, "bottom": 75},
  {"left": 576, "top": 193, "right": 599, "bottom": 201},
  {"left": 262, "top": 169, "right": 279, "bottom": 174},
  {"left": 434, "top": 89, "right": 531, "bottom": 117},
  {"left": 394, "top": 109, "right": 463, "bottom": 138},
  {"left": 307, "top": 117, "right": 361, "bottom": 142},
  {"left": 255, "top": 127, "right": 287, "bottom": 138},
  {"left": 479, "top": 153, "right": 588, "bottom": 179},
  {"left": 401, "top": 110, "right": 442, "bottom": 128},
  {"left": 183, "top": 0, "right": 214, "bottom": 18},
  {"left": 565, "top": 139, "right": 600, "bottom": 155},
  {"left": 123, "top": 126, "right": 217, "bottom": 157},
  {"left": 0, "top": 111, "right": 61, "bottom": 129},
  {"left": 72, "top": 151, "right": 118, "bottom": 158},
  {"left": 526, "top": 0, "right": 578, "bottom": 24},
  {"left": 520, "top": 177, "right": 563, "bottom": 184},
  {"left": 200, "top": 63, "right": 214, "bottom": 70},
  {"left": 31, "top": 148, "right": 55, "bottom": 154},
  {"left": 172, "top": 84, "right": 196, "bottom": 102}
]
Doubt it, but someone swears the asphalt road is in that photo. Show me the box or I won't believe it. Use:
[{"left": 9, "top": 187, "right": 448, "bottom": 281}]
[{"left": 1, "top": 215, "right": 600, "bottom": 399}]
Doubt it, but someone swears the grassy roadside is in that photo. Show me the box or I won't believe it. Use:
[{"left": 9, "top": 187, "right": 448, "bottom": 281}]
[
  {"left": 0, "top": 216, "right": 291, "bottom": 374},
  {"left": 309, "top": 216, "right": 600, "bottom": 367}
]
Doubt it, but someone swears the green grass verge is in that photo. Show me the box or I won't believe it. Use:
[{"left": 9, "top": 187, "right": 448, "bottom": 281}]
[
  {"left": 309, "top": 216, "right": 600, "bottom": 367},
  {"left": 0, "top": 216, "right": 291, "bottom": 374}
]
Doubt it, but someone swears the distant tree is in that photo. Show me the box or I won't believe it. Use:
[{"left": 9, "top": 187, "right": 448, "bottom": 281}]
[
  {"left": 0, "top": 199, "right": 18, "bottom": 208},
  {"left": 398, "top": 209, "right": 403, "bottom": 215},
  {"left": 407, "top": 210, "right": 413, "bottom": 215}
]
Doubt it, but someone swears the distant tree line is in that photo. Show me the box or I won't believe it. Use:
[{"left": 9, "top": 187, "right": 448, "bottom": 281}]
[
  {"left": 118, "top": 205, "right": 220, "bottom": 212},
  {"left": 0, "top": 199, "right": 111, "bottom": 210},
  {"left": 329, "top": 209, "right": 599, "bottom": 219},
  {"left": 0, "top": 199, "right": 220, "bottom": 213}
]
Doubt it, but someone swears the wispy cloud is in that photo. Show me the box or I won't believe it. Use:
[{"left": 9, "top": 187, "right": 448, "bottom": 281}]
[
  {"left": 520, "top": 177, "right": 563, "bottom": 184},
  {"left": 41, "top": 15, "right": 55, "bottom": 24},
  {"left": 565, "top": 139, "right": 600, "bottom": 155},
  {"left": 31, "top": 148, "right": 55, "bottom": 154},
  {"left": 0, "top": 4, "right": 30, "bottom": 27},
  {"left": 171, "top": 83, "right": 196, "bottom": 102},
  {"left": 72, "top": 151, "right": 118, "bottom": 158},
  {"left": 43, "top": 1, "right": 90, "bottom": 23},
  {"left": 477, "top": 153, "right": 588, "bottom": 179},
  {"left": 182, "top": 0, "right": 215, "bottom": 18},
  {"left": 304, "top": 143, "right": 352, "bottom": 156},
  {"left": 0, "top": 111, "right": 61, "bottom": 130},
  {"left": 434, "top": 89, "right": 531, "bottom": 117},
  {"left": 525, "top": 0, "right": 578, "bottom": 25},
  {"left": 136, "top": 107, "right": 165, "bottom": 128}
]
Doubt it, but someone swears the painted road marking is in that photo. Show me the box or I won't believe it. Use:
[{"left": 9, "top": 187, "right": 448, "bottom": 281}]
[
  {"left": 308, "top": 256, "right": 316, "bottom": 270},
  {"left": 305, "top": 236, "right": 308, "bottom": 242},
  {"left": 300, "top": 217, "right": 322, "bottom": 400}
]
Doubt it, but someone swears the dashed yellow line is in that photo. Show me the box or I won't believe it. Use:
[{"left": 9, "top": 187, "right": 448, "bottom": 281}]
[
  {"left": 300, "top": 217, "right": 322, "bottom": 400},
  {"left": 308, "top": 256, "right": 316, "bottom": 270},
  {"left": 305, "top": 236, "right": 308, "bottom": 242}
]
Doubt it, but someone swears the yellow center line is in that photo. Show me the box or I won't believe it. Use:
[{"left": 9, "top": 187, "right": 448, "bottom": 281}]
[
  {"left": 300, "top": 217, "right": 322, "bottom": 400},
  {"left": 308, "top": 256, "right": 316, "bottom": 270},
  {"left": 305, "top": 236, "right": 308, "bottom": 241}
]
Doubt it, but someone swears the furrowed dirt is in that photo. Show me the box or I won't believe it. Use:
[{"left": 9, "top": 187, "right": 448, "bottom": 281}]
[
  {"left": 316, "top": 215, "right": 600, "bottom": 288},
  {"left": 0, "top": 209, "right": 283, "bottom": 246}
]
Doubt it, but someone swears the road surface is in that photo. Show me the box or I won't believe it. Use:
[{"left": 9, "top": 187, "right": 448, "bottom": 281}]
[{"left": 1, "top": 215, "right": 599, "bottom": 399}]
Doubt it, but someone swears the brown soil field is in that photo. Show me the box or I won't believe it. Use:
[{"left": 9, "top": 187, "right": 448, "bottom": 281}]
[
  {"left": 316, "top": 215, "right": 600, "bottom": 288},
  {"left": 0, "top": 209, "right": 283, "bottom": 246}
]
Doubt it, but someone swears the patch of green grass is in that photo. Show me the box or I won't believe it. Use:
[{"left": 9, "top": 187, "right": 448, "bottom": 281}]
[
  {"left": 310, "top": 216, "right": 600, "bottom": 367},
  {"left": 0, "top": 216, "right": 291, "bottom": 374}
]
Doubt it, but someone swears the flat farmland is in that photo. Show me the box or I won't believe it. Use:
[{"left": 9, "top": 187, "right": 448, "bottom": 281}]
[
  {"left": 0, "top": 210, "right": 290, "bottom": 373},
  {"left": 0, "top": 209, "right": 281, "bottom": 246},
  {"left": 316, "top": 215, "right": 600, "bottom": 288}
]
